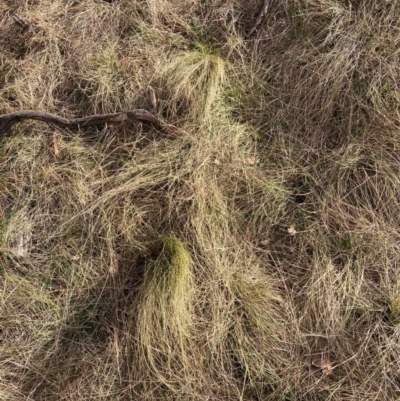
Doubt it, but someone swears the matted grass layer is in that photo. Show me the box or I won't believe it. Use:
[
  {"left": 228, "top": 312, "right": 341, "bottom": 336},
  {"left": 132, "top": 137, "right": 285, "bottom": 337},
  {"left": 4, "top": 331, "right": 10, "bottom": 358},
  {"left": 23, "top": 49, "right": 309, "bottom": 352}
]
[{"left": 1, "top": 1, "right": 400, "bottom": 400}]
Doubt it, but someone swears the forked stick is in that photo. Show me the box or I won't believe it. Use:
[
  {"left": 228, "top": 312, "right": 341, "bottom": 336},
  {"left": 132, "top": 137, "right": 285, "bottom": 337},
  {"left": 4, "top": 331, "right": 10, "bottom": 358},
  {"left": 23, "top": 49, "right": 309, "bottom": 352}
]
[{"left": 0, "top": 87, "right": 183, "bottom": 138}]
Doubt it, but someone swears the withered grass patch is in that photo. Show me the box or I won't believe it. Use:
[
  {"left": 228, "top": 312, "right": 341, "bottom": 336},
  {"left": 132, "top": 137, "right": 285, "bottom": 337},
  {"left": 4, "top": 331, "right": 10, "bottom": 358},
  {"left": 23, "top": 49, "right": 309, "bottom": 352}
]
[{"left": 1, "top": 1, "right": 400, "bottom": 400}]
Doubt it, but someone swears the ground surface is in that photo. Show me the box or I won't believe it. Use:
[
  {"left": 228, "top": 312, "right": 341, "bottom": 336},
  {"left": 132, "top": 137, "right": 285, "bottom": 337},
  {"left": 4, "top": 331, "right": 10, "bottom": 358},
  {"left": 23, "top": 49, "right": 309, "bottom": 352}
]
[{"left": 1, "top": 1, "right": 400, "bottom": 400}]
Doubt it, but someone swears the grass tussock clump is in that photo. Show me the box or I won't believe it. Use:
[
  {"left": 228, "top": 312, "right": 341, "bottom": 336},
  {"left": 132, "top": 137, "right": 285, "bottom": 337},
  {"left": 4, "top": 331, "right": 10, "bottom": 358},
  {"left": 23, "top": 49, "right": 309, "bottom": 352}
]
[
  {"left": 163, "top": 44, "right": 226, "bottom": 120},
  {"left": 136, "top": 235, "right": 195, "bottom": 356},
  {"left": 131, "top": 236, "right": 197, "bottom": 394},
  {"left": 3, "top": 0, "right": 400, "bottom": 400}
]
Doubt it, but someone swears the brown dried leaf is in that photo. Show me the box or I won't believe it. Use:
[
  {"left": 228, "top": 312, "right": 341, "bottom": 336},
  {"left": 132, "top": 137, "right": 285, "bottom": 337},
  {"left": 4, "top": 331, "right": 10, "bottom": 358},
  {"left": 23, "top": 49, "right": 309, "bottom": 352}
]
[
  {"left": 311, "top": 356, "right": 333, "bottom": 376},
  {"left": 246, "top": 156, "right": 260, "bottom": 165}
]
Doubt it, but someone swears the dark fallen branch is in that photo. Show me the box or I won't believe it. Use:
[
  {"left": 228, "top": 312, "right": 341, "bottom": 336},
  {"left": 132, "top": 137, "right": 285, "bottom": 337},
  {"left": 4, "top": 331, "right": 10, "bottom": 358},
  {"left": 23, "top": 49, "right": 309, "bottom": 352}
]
[
  {"left": 246, "top": 0, "right": 271, "bottom": 38},
  {"left": 0, "top": 87, "right": 184, "bottom": 138},
  {"left": 0, "top": 109, "right": 183, "bottom": 138}
]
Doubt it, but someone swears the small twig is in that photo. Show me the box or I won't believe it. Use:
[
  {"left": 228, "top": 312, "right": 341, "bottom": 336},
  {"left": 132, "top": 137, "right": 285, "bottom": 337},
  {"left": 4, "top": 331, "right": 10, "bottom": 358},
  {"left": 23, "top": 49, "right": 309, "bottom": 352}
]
[
  {"left": 147, "top": 86, "right": 157, "bottom": 113},
  {"left": 12, "top": 14, "right": 29, "bottom": 31},
  {"left": 246, "top": 0, "right": 270, "bottom": 39}
]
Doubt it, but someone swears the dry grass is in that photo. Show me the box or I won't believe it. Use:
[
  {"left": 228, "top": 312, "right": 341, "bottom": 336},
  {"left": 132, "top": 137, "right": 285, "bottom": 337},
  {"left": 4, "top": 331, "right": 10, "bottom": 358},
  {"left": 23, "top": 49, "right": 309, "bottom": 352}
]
[{"left": 2, "top": 0, "right": 400, "bottom": 399}]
